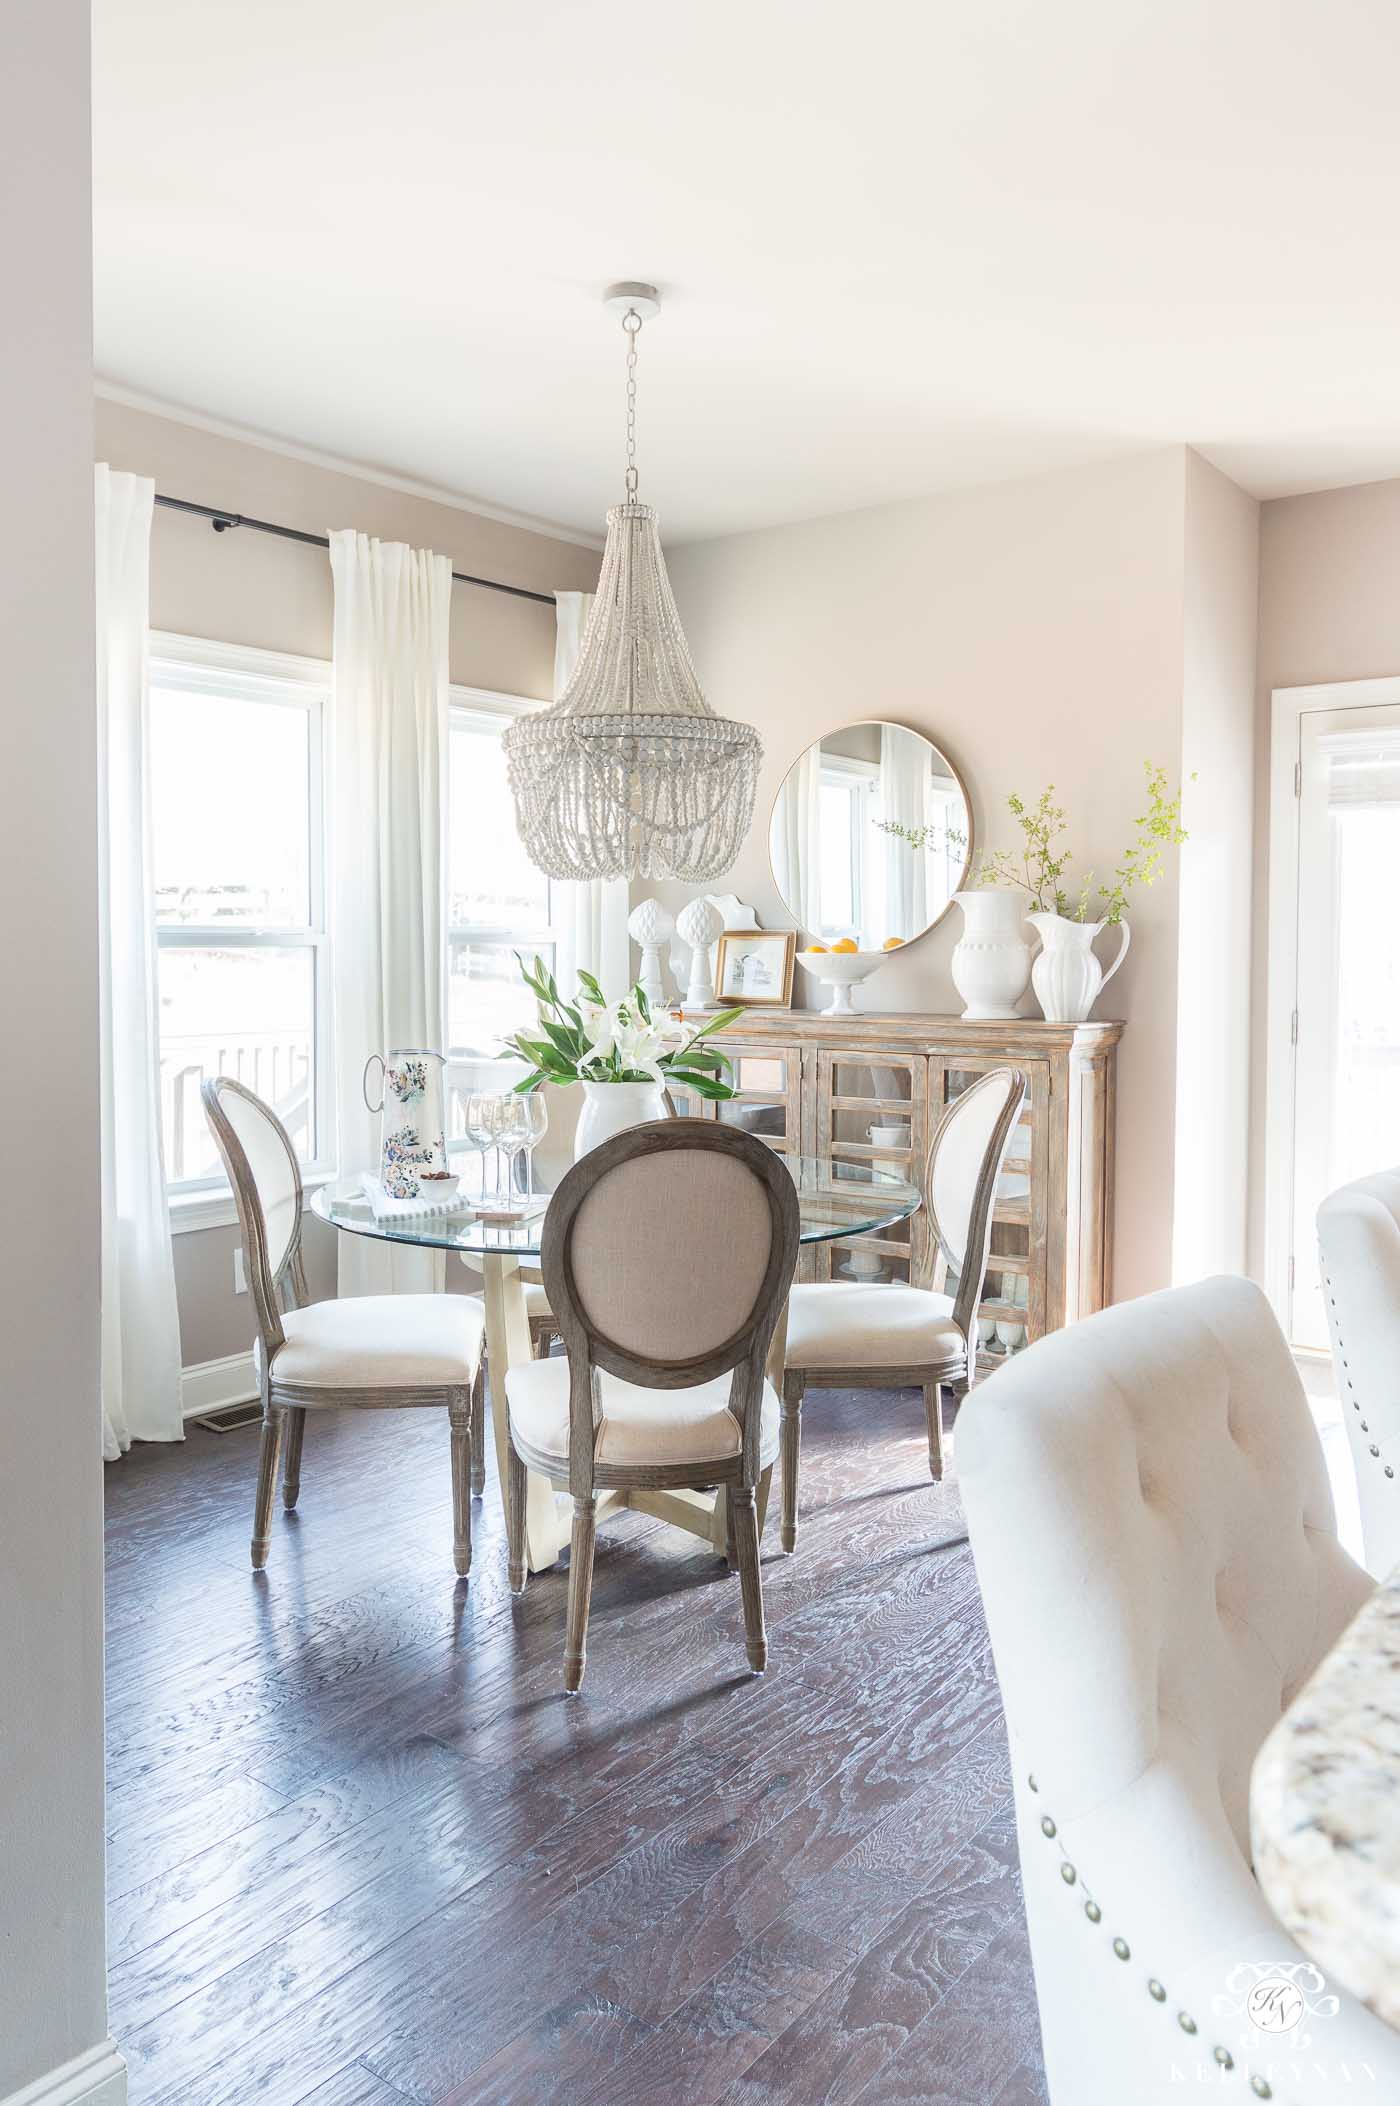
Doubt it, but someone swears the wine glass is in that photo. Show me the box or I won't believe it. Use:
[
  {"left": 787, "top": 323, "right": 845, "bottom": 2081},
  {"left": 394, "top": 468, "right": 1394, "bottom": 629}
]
[
  {"left": 498, "top": 1096, "right": 529, "bottom": 1207},
  {"left": 519, "top": 1092, "right": 549, "bottom": 1200},
  {"left": 464, "top": 1091, "right": 497, "bottom": 1202}
]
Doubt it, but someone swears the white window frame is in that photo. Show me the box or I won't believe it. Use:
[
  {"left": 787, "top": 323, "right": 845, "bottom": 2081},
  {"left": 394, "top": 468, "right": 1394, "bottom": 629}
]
[
  {"left": 150, "top": 633, "right": 334, "bottom": 1232},
  {"left": 446, "top": 685, "right": 559, "bottom": 1087},
  {"left": 1264, "top": 672, "right": 1400, "bottom": 1341},
  {"left": 818, "top": 753, "right": 879, "bottom": 939}
]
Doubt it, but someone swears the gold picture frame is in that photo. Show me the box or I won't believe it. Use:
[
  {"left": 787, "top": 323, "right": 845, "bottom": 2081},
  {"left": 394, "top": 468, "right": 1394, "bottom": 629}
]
[{"left": 714, "top": 929, "right": 796, "bottom": 1007}]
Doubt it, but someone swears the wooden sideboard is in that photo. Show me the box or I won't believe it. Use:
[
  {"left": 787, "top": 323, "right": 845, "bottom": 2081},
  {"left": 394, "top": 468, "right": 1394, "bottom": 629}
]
[{"left": 666, "top": 1011, "right": 1123, "bottom": 1358}]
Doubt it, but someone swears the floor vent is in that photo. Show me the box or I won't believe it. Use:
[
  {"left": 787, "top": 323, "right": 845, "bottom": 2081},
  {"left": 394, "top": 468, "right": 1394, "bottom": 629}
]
[{"left": 192, "top": 1400, "right": 263, "bottom": 1435}]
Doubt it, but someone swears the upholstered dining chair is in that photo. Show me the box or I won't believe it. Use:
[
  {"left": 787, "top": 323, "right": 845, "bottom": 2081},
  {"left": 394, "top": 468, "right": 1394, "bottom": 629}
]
[
  {"left": 202, "top": 1077, "right": 485, "bottom": 1575},
  {"left": 960, "top": 1275, "right": 1396, "bottom": 2105},
  {"left": 503, "top": 1120, "right": 800, "bottom": 1693},
  {"left": 778, "top": 1065, "right": 1027, "bottom": 1552},
  {"left": 1317, "top": 1166, "right": 1400, "bottom": 1577}
]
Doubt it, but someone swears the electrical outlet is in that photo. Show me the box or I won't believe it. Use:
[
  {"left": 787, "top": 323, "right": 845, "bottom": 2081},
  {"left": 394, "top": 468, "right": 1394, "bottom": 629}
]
[{"left": 233, "top": 1248, "right": 247, "bottom": 1296}]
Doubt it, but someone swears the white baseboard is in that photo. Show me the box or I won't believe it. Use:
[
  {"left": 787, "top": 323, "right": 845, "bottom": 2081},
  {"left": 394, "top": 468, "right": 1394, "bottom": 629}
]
[
  {"left": 181, "top": 1349, "right": 258, "bottom": 1421},
  {"left": 2, "top": 2041, "right": 126, "bottom": 2106}
]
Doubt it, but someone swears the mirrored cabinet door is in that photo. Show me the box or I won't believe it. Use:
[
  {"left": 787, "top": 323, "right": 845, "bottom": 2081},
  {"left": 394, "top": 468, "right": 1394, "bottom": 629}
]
[
  {"left": 813, "top": 1050, "right": 929, "bottom": 1286},
  {"left": 711, "top": 1045, "right": 802, "bottom": 1151}
]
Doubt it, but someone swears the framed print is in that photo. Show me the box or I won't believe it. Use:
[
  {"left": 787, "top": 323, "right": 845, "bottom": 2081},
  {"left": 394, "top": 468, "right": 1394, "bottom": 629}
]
[{"left": 714, "top": 928, "right": 796, "bottom": 1007}]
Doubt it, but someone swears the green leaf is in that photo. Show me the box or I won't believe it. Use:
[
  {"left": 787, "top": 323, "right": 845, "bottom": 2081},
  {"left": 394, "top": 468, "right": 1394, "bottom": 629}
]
[
  {"left": 697, "top": 1006, "right": 744, "bottom": 1036},
  {"left": 539, "top": 1016, "right": 584, "bottom": 1060}
]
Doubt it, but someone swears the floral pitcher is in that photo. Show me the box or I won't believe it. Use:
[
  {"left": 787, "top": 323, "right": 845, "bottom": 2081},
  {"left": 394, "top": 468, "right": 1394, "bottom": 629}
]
[{"left": 362, "top": 1048, "right": 449, "bottom": 1199}]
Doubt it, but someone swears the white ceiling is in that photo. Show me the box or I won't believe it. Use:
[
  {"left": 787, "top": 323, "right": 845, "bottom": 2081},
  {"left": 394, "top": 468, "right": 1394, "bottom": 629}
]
[{"left": 93, "top": 0, "right": 1400, "bottom": 544}]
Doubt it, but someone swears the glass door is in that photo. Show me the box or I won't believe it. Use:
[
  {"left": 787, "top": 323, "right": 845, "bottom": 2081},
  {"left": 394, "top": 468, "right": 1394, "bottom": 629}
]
[{"left": 1288, "top": 704, "right": 1400, "bottom": 1349}]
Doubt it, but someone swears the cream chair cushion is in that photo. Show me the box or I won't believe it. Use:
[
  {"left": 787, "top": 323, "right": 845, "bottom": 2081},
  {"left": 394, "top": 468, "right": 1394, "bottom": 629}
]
[
  {"left": 506, "top": 1355, "right": 780, "bottom": 1469},
  {"left": 958, "top": 1276, "right": 1391, "bottom": 2105},
  {"left": 784, "top": 1281, "right": 966, "bottom": 1373},
  {"left": 263, "top": 1294, "right": 484, "bottom": 1393}
]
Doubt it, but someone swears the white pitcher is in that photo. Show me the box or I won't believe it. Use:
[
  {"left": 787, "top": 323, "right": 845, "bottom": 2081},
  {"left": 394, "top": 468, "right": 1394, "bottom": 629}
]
[
  {"left": 1026, "top": 912, "right": 1130, "bottom": 1024},
  {"left": 950, "top": 889, "right": 1033, "bottom": 1019},
  {"left": 363, "top": 1047, "right": 449, "bottom": 1199}
]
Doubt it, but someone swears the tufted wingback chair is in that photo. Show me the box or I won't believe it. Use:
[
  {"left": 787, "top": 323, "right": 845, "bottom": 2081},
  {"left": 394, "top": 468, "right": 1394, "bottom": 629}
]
[
  {"left": 1317, "top": 1168, "right": 1400, "bottom": 1577},
  {"left": 959, "top": 1276, "right": 1397, "bottom": 2104}
]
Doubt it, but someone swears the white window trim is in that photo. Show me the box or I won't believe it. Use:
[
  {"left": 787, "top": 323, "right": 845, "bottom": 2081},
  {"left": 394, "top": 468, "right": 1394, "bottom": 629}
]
[
  {"left": 818, "top": 754, "right": 878, "bottom": 939},
  {"left": 151, "top": 632, "right": 334, "bottom": 1232},
  {"left": 446, "top": 684, "right": 560, "bottom": 1077},
  {"left": 1264, "top": 672, "right": 1400, "bottom": 1330}
]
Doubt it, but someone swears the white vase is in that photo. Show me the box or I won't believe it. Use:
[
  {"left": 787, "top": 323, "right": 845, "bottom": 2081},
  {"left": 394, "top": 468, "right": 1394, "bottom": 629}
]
[
  {"left": 573, "top": 1080, "right": 669, "bottom": 1161},
  {"left": 1026, "top": 911, "right": 1131, "bottom": 1024},
  {"left": 950, "top": 890, "right": 1033, "bottom": 1019}
]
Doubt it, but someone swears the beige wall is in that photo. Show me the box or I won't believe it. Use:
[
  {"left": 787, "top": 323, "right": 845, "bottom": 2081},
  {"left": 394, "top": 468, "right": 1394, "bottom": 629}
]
[
  {"left": 1174, "top": 454, "right": 1260, "bottom": 1282},
  {"left": 1, "top": 9, "right": 120, "bottom": 2103},
  {"left": 94, "top": 399, "right": 598, "bottom": 1370},
  {"left": 1249, "top": 475, "right": 1400, "bottom": 1273},
  {"left": 667, "top": 448, "right": 1256, "bottom": 1301}
]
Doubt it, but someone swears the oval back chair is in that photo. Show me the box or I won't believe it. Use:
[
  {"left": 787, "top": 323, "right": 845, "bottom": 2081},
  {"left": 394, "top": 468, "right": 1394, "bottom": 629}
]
[
  {"left": 504, "top": 1119, "right": 800, "bottom": 1691},
  {"left": 202, "top": 1077, "right": 484, "bottom": 1574}
]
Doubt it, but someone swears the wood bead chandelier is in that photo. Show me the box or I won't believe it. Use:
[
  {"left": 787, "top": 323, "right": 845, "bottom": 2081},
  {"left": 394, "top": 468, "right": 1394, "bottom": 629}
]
[{"left": 504, "top": 284, "right": 762, "bottom": 883}]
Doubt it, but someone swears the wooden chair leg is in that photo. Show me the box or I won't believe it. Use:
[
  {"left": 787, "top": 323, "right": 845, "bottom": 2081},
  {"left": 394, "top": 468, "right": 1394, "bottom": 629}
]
[
  {"left": 448, "top": 1391, "right": 472, "bottom": 1579},
  {"left": 730, "top": 1485, "right": 768, "bottom": 1674},
  {"left": 923, "top": 1381, "right": 946, "bottom": 1482},
  {"left": 251, "top": 1406, "right": 285, "bottom": 1569},
  {"left": 780, "top": 1372, "right": 805, "bottom": 1553},
  {"left": 469, "top": 1361, "right": 487, "bottom": 1498},
  {"left": 563, "top": 1494, "right": 598, "bottom": 1694},
  {"left": 530, "top": 1317, "right": 552, "bottom": 1360},
  {"left": 506, "top": 1434, "right": 528, "bottom": 1595},
  {"left": 280, "top": 1407, "right": 306, "bottom": 1510}
]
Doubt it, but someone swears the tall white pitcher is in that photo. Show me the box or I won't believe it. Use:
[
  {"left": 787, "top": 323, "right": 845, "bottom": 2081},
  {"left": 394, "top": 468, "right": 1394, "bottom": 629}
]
[{"left": 362, "top": 1048, "right": 449, "bottom": 1198}]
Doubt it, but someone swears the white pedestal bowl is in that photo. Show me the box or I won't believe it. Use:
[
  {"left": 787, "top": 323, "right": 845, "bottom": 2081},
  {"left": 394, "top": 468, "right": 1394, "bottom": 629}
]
[{"left": 795, "top": 949, "right": 887, "bottom": 1016}]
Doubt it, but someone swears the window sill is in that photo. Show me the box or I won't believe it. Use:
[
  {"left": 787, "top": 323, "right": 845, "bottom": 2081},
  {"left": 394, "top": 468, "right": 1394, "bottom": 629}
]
[{"left": 168, "top": 1169, "right": 337, "bottom": 1237}]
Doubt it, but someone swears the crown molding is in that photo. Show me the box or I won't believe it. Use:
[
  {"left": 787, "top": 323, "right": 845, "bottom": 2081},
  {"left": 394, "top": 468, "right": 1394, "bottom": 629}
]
[{"left": 93, "top": 380, "right": 604, "bottom": 552}]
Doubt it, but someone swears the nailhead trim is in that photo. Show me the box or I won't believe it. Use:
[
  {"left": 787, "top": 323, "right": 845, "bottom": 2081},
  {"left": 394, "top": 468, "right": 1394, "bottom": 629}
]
[
  {"left": 1030, "top": 1775, "right": 1298, "bottom": 2102},
  {"left": 1320, "top": 1260, "right": 1392, "bottom": 1489}
]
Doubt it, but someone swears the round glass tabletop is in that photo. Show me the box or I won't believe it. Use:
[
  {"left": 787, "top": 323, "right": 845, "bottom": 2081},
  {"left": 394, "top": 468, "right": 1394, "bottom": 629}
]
[{"left": 310, "top": 1152, "right": 922, "bottom": 1258}]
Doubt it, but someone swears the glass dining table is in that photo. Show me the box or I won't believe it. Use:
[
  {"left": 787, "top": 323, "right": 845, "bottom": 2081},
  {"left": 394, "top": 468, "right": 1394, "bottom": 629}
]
[{"left": 311, "top": 1152, "right": 922, "bottom": 1574}]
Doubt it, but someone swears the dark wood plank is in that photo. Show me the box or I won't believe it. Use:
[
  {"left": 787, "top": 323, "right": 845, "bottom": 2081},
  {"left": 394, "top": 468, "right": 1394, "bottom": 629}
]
[
  {"left": 105, "top": 1383, "right": 1038, "bottom": 2106},
  {"left": 712, "top": 1812, "right": 1022, "bottom": 2105},
  {"left": 297, "top": 2063, "right": 409, "bottom": 2105},
  {"left": 840, "top": 1916, "right": 1043, "bottom": 2106}
]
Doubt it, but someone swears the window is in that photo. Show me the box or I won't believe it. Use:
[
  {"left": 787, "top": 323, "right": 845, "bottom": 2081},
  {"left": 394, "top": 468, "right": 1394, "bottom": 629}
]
[
  {"left": 817, "top": 754, "right": 880, "bottom": 939},
  {"left": 447, "top": 691, "right": 559, "bottom": 1058},
  {"left": 149, "top": 638, "right": 331, "bottom": 1195}
]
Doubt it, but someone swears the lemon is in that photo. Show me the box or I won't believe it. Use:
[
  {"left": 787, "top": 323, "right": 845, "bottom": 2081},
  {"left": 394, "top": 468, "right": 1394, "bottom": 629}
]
[
  {"left": 882, "top": 936, "right": 904, "bottom": 951},
  {"left": 806, "top": 941, "right": 829, "bottom": 953},
  {"left": 832, "top": 938, "right": 859, "bottom": 954}
]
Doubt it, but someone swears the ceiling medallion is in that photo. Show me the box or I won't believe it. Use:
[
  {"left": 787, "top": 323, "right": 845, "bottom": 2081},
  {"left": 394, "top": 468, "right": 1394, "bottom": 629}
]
[{"left": 504, "top": 283, "right": 762, "bottom": 883}]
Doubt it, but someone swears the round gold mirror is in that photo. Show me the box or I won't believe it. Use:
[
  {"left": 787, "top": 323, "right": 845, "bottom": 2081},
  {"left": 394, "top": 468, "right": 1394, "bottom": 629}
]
[{"left": 768, "top": 721, "right": 972, "bottom": 949}]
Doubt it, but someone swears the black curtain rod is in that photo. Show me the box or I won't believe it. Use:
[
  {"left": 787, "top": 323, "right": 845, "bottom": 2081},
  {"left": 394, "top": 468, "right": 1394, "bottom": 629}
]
[{"left": 153, "top": 492, "right": 557, "bottom": 607}]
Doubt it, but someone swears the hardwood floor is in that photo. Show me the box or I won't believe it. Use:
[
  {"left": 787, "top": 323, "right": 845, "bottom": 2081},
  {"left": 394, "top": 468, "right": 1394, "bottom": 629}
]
[{"left": 105, "top": 1382, "right": 1047, "bottom": 2105}]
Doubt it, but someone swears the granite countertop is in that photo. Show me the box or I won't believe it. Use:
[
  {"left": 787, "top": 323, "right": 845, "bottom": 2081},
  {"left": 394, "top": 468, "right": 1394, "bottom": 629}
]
[{"left": 1252, "top": 1571, "right": 1400, "bottom": 2029}]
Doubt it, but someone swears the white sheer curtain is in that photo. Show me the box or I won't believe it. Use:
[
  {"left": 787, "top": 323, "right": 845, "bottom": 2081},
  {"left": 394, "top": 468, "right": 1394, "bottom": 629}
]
[
  {"left": 330, "top": 530, "right": 450, "bottom": 1295},
  {"left": 551, "top": 590, "right": 630, "bottom": 997},
  {"left": 773, "top": 743, "right": 822, "bottom": 936},
  {"left": 881, "top": 723, "right": 929, "bottom": 939},
  {"left": 96, "top": 465, "right": 183, "bottom": 1458}
]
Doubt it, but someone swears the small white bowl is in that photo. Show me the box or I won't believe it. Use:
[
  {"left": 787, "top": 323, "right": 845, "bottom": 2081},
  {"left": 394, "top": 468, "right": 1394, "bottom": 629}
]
[
  {"left": 415, "top": 1172, "right": 460, "bottom": 1205},
  {"left": 795, "top": 949, "right": 888, "bottom": 1016}
]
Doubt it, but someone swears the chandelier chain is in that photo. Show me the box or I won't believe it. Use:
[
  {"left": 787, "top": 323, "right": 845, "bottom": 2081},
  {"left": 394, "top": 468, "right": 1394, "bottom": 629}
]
[{"left": 623, "top": 308, "right": 641, "bottom": 500}]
